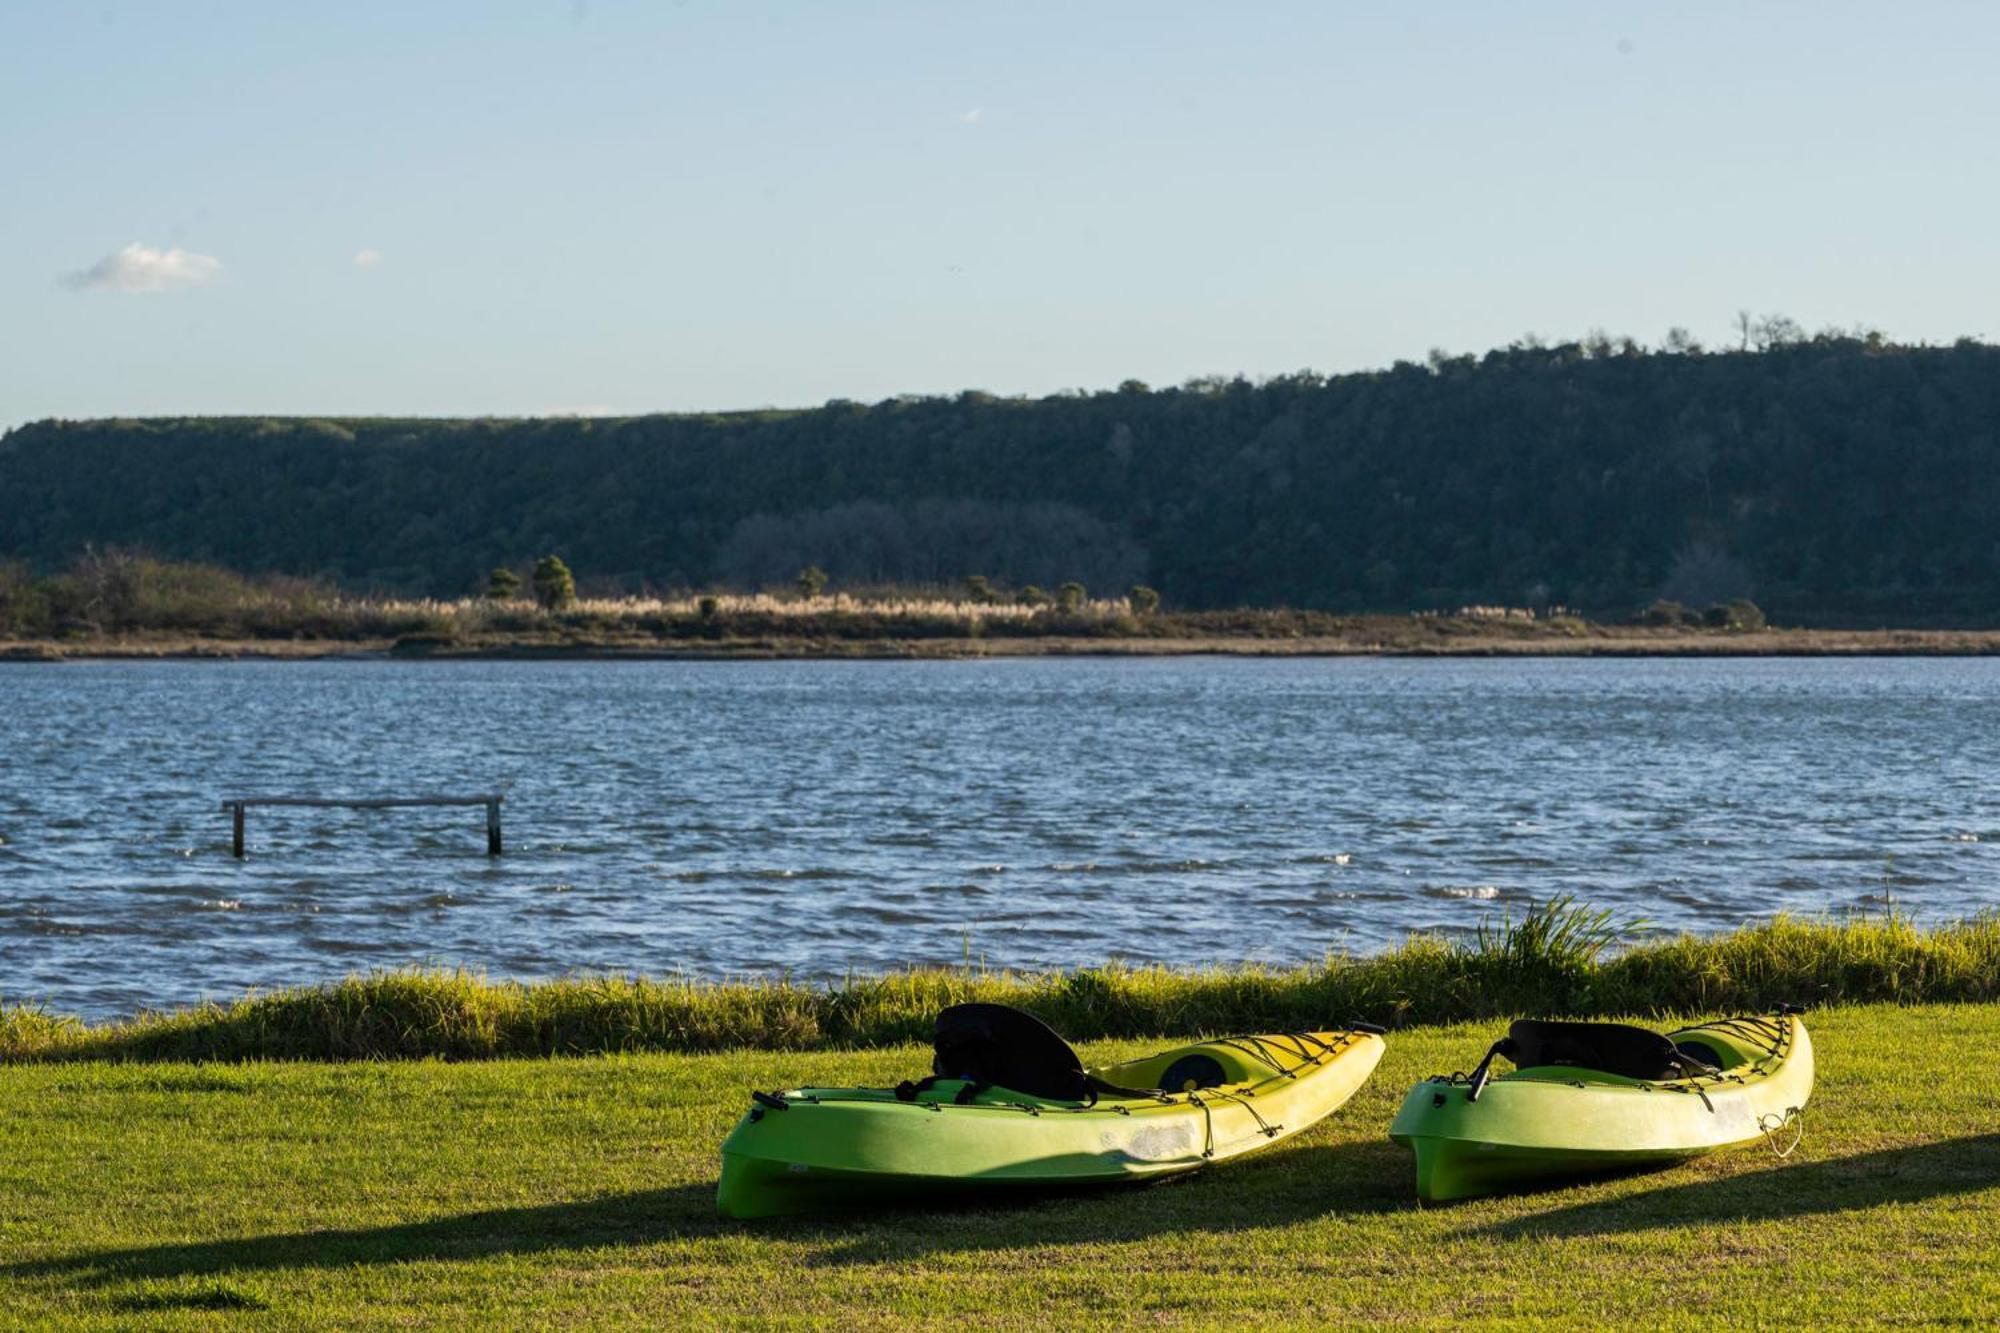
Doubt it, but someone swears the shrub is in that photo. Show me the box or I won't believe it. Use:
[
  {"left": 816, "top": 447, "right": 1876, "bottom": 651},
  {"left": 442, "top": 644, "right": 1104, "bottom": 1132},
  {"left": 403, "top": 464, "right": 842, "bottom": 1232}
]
[
  {"left": 0, "top": 561, "right": 51, "bottom": 636},
  {"left": 485, "top": 567, "right": 521, "bottom": 600},
  {"left": 1017, "top": 585, "right": 1050, "bottom": 607},
  {"left": 1127, "top": 584, "right": 1161, "bottom": 615},
  {"left": 697, "top": 595, "right": 720, "bottom": 619},
  {"left": 1726, "top": 598, "right": 1768, "bottom": 630},
  {"left": 531, "top": 556, "right": 576, "bottom": 611},
  {"left": 1638, "top": 600, "right": 1692, "bottom": 627},
  {"left": 963, "top": 575, "right": 993, "bottom": 604},
  {"left": 795, "top": 565, "right": 828, "bottom": 598},
  {"left": 1057, "top": 581, "right": 1086, "bottom": 613},
  {"left": 1701, "top": 600, "right": 1765, "bottom": 630}
]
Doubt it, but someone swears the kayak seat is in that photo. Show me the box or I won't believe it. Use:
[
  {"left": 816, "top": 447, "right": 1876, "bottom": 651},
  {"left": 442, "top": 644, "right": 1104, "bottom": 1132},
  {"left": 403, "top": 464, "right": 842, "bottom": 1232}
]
[
  {"left": 1506, "top": 1019, "right": 1700, "bottom": 1081},
  {"left": 932, "top": 1003, "right": 1091, "bottom": 1102}
]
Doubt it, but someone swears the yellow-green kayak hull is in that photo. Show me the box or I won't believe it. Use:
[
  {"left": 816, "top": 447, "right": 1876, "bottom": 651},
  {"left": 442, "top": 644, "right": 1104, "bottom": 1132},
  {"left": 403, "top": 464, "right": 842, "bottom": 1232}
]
[
  {"left": 1391, "top": 1013, "right": 1812, "bottom": 1202},
  {"left": 719, "top": 1029, "right": 1385, "bottom": 1219}
]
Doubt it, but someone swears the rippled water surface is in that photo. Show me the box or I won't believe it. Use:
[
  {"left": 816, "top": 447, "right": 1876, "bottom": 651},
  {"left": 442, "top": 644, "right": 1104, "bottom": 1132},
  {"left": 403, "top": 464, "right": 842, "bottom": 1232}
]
[{"left": 1, "top": 657, "right": 1995, "bottom": 1019}]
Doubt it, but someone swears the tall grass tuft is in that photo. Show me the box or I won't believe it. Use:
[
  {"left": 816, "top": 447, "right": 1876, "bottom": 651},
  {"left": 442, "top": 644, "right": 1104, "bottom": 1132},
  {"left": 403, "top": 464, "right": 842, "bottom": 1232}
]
[{"left": 6, "top": 905, "right": 2000, "bottom": 1063}]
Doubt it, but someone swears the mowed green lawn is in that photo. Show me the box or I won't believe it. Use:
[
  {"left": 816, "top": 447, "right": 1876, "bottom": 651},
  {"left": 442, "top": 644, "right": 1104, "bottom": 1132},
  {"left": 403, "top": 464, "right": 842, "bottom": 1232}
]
[{"left": 3, "top": 1004, "right": 1997, "bottom": 1328}]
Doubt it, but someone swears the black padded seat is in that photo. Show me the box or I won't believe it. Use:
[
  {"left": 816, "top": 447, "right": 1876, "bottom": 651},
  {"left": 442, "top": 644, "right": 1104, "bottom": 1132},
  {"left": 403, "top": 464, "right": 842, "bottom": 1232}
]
[
  {"left": 932, "top": 1004, "right": 1090, "bottom": 1101},
  {"left": 1505, "top": 1019, "right": 1705, "bottom": 1081}
]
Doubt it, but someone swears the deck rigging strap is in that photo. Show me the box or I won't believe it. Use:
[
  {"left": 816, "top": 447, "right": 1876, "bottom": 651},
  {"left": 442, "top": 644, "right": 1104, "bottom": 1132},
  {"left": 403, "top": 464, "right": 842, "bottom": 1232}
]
[
  {"left": 1187, "top": 1091, "right": 1215, "bottom": 1158},
  {"left": 1211, "top": 1030, "right": 1339, "bottom": 1078},
  {"left": 1672, "top": 1077, "right": 1717, "bottom": 1113},
  {"left": 1211, "top": 1035, "right": 1295, "bottom": 1075},
  {"left": 1676, "top": 1013, "right": 1789, "bottom": 1058},
  {"left": 1204, "top": 1087, "right": 1281, "bottom": 1139},
  {"left": 1281, "top": 1030, "right": 1342, "bottom": 1061}
]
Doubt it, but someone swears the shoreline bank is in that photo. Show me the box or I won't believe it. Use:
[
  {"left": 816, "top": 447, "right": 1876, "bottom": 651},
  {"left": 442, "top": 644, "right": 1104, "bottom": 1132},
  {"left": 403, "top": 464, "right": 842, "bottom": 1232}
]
[
  {"left": 7, "top": 910, "right": 1994, "bottom": 1061},
  {"left": 6, "top": 624, "right": 1999, "bottom": 662}
]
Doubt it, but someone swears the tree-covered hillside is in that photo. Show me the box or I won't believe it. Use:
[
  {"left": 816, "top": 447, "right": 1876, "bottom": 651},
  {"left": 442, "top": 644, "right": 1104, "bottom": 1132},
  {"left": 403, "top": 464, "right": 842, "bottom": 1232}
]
[{"left": 3, "top": 335, "right": 1996, "bottom": 620}]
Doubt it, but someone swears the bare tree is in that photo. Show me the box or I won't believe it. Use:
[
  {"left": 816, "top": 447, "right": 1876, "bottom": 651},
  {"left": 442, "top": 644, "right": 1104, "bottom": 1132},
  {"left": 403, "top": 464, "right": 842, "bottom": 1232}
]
[
  {"left": 1660, "top": 541, "right": 1754, "bottom": 608},
  {"left": 1755, "top": 313, "right": 1805, "bottom": 348}
]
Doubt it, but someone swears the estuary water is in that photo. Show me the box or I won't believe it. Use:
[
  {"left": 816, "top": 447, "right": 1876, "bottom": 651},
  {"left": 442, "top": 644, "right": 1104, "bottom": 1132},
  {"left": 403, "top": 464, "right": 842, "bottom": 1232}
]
[{"left": 0, "top": 656, "right": 1994, "bottom": 1020}]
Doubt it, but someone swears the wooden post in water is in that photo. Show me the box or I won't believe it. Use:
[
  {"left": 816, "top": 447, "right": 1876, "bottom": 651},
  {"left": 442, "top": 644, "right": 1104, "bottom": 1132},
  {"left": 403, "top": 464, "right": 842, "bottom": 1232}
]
[{"left": 221, "top": 795, "right": 505, "bottom": 858}]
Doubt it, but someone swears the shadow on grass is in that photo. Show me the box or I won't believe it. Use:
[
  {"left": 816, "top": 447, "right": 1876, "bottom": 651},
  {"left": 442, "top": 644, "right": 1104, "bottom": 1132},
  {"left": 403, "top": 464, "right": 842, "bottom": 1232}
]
[
  {"left": 3, "top": 1141, "right": 1411, "bottom": 1290},
  {"left": 798, "top": 1137, "right": 1413, "bottom": 1265},
  {"left": 2, "top": 1183, "right": 729, "bottom": 1289},
  {"left": 1467, "top": 1134, "right": 2000, "bottom": 1240}
]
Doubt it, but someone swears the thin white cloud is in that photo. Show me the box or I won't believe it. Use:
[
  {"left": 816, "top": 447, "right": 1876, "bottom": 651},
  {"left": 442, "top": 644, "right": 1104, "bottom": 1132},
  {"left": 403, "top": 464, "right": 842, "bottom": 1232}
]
[
  {"left": 960, "top": 107, "right": 981, "bottom": 123},
  {"left": 60, "top": 242, "right": 221, "bottom": 293},
  {"left": 352, "top": 247, "right": 383, "bottom": 268}
]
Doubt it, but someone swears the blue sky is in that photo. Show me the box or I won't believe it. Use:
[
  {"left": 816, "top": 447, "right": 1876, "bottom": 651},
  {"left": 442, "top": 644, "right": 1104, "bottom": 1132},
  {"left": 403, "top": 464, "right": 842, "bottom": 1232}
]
[{"left": 3, "top": 2, "right": 1995, "bottom": 426}]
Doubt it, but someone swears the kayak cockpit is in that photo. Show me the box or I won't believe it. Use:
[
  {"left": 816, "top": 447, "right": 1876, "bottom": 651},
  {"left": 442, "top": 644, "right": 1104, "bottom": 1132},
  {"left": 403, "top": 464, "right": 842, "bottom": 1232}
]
[
  {"left": 918, "top": 1004, "right": 1356, "bottom": 1103},
  {"left": 1469, "top": 1014, "right": 1791, "bottom": 1095},
  {"left": 779, "top": 1032, "right": 1353, "bottom": 1112}
]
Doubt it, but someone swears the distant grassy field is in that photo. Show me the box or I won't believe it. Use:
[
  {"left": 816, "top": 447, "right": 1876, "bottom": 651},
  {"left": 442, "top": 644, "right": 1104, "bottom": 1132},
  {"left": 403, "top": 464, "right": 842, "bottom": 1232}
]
[{"left": 3, "top": 1003, "right": 1996, "bottom": 1327}]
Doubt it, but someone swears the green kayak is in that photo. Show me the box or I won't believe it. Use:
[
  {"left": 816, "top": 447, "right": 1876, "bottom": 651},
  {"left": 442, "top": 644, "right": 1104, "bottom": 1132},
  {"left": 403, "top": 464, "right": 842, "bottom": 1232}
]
[
  {"left": 718, "top": 1003, "right": 1386, "bottom": 1219},
  {"left": 1390, "top": 1008, "right": 1812, "bottom": 1201}
]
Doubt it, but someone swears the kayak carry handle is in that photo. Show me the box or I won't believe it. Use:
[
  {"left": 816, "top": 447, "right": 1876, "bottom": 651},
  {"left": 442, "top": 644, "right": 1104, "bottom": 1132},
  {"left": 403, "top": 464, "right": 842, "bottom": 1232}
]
[
  {"left": 1775, "top": 1002, "right": 1806, "bottom": 1016},
  {"left": 751, "top": 1090, "right": 790, "bottom": 1112},
  {"left": 1465, "top": 1037, "right": 1516, "bottom": 1102},
  {"left": 1347, "top": 1020, "right": 1389, "bottom": 1036}
]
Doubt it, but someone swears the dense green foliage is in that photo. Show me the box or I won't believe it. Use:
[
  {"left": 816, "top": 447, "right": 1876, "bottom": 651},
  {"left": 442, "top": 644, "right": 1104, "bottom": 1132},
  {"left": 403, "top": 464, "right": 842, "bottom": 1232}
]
[
  {"left": 3, "top": 1007, "right": 1999, "bottom": 1324},
  {"left": 0, "top": 552, "right": 443, "bottom": 640},
  {"left": 482, "top": 566, "right": 519, "bottom": 600},
  {"left": 7, "top": 907, "right": 1996, "bottom": 1062},
  {"left": 4, "top": 335, "right": 1997, "bottom": 620},
  {"left": 529, "top": 553, "right": 576, "bottom": 611}
]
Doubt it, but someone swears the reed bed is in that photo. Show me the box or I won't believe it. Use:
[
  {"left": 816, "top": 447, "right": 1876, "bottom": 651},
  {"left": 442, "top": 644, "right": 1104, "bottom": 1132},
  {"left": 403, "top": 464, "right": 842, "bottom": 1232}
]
[
  {"left": 6, "top": 904, "right": 1996, "bottom": 1063},
  {"left": 4, "top": 553, "right": 1603, "bottom": 645},
  {"left": 336, "top": 592, "right": 1133, "bottom": 626},
  {"left": 0, "top": 554, "right": 1149, "bottom": 642}
]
